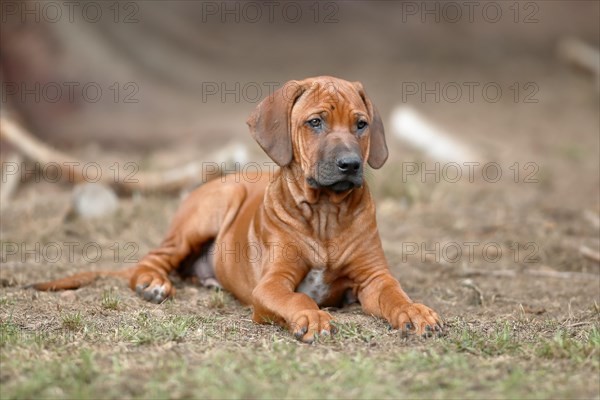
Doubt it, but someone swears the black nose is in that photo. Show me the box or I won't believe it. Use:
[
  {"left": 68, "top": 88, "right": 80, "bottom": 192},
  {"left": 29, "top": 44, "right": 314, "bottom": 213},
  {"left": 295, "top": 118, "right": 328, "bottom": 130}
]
[{"left": 336, "top": 155, "right": 361, "bottom": 173}]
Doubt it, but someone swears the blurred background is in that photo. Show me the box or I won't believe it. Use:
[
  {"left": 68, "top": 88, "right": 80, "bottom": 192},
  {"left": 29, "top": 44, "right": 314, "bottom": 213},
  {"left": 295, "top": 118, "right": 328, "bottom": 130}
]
[
  {"left": 1, "top": 0, "right": 599, "bottom": 279},
  {"left": 1, "top": 1, "right": 598, "bottom": 202}
]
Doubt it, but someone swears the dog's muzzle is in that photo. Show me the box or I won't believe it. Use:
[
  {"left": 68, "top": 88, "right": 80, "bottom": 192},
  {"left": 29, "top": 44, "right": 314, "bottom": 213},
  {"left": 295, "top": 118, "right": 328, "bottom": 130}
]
[{"left": 309, "top": 151, "right": 364, "bottom": 193}]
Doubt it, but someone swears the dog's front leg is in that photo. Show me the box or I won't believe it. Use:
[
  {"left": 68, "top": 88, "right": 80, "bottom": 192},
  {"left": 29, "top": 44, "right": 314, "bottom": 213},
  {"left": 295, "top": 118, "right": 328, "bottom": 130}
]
[
  {"left": 252, "top": 272, "right": 336, "bottom": 343},
  {"left": 350, "top": 253, "right": 443, "bottom": 337}
]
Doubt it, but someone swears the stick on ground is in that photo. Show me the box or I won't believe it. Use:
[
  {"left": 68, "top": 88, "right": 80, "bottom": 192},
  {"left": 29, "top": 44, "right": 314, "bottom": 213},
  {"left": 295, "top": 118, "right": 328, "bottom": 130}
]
[
  {"left": 0, "top": 152, "right": 23, "bottom": 207},
  {"left": 0, "top": 117, "right": 215, "bottom": 194}
]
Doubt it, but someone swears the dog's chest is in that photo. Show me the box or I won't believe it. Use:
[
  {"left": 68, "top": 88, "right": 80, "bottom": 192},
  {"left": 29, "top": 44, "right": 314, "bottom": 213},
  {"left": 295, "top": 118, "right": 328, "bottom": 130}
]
[
  {"left": 309, "top": 203, "right": 349, "bottom": 239},
  {"left": 296, "top": 269, "right": 330, "bottom": 305}
]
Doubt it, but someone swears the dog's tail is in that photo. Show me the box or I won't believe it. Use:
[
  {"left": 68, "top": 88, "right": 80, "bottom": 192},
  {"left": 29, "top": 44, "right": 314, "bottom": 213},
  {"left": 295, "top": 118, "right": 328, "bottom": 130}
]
[{"left": 26, "top": 267, "right": 136, "bottom": 291}]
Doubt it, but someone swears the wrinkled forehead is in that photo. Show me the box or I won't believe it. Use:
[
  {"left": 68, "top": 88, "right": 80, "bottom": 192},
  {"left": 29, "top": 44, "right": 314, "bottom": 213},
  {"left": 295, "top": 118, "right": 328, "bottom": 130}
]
[{"left": 293, "top": 80, "right": 367, "bottom": 116}]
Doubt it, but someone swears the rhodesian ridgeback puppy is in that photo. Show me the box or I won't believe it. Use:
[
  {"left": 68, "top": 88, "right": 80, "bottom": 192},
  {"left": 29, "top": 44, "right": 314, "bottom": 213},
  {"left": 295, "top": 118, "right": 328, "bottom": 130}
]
[{"left": 32, "top": 76, "right": 443, "bottom": 342}]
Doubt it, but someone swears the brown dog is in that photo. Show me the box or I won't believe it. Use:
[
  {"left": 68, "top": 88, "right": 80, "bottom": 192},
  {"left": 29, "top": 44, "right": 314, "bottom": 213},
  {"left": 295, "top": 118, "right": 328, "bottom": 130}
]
[{"left": 32, "top": 76, "right": 443, "bottom": 342}]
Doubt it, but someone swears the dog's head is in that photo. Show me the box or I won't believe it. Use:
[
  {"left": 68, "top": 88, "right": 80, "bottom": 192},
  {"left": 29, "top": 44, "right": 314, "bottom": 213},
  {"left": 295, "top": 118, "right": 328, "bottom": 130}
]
[{"left": 247, "top": 76, "right": 387, "bottom": 193}]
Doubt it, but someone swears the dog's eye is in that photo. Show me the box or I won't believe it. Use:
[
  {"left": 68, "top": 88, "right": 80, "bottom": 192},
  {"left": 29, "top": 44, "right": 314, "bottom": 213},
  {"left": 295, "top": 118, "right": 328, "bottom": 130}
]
[
  {"left": 308, "top": 118, "right": 322, "bottom": 128},
  {"left": 357, "top": 120, "right": 368, "bottom": 130}
]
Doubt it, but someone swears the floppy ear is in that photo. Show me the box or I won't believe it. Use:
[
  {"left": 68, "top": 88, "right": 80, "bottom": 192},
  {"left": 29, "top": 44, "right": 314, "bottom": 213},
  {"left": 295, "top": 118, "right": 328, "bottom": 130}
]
[
  {"left": 246, "top": 80, "right": 306, "bottom": 167},
  {"left": 353, "top": 81, "right": 388, "bottom": 169}
]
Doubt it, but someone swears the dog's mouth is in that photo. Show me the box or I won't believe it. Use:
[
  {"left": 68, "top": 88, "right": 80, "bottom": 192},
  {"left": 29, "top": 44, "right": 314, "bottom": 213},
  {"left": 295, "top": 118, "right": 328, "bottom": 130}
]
[
  {"left": 307, "top": 177, "right": 362, "bottom": 193},
  {"left": 306, "top": 157, "right": 365, "bottom": 193}
]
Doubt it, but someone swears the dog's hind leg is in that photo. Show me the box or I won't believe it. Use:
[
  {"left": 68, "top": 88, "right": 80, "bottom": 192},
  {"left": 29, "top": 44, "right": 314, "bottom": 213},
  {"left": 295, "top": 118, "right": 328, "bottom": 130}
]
[
  {"left": 30, "top": 180, "right": 246, "bottom": 303},
  {"left": 128, "top": 181, "right": 247, "bottom": 302}
]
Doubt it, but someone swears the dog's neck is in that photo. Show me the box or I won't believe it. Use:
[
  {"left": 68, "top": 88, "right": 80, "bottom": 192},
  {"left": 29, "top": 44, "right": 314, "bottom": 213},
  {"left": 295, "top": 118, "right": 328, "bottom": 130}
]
[{"left": 265, "top": 164, "right": 371, "bottom": 236}]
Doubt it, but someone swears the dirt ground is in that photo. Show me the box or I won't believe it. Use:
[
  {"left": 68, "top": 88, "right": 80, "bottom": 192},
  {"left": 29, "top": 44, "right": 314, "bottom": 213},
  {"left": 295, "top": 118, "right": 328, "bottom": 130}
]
[{"left": 1, "top": 2, "right": 599, "bottom": 399}]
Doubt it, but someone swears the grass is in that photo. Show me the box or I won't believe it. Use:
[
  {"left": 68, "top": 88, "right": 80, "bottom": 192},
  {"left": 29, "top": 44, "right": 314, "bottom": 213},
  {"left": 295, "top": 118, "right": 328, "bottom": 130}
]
[
  {"left": 0, "top": 319, "right": 20, "bottom": 347},
  {"left": 101, "top": 290, "right": 121, "bottom": 310},
  {"left": 206, "top": 288, "right": 230, "bottom": 309},
  {"left": 333, "top": 321, "right": 377, "bottom": 343},
  {"left": 450, "top": 322, "right": 522, "bottom": 356},
  {"left": 1, "top": 333, "right": 596, "bottom": 399},
  {"left": 0, "top": 311, "right": 598, "bottom": 399},
  {"left": 121, "top": 313, "right": 201, "bottom": 345},
  {"left": 61, "top": 312, "right": 84, "bottom": 331},
  {"left": 0, "top": 297, "right": 13, "bottom": 306},
  {"left": 536, "top": 327, "right": 600, "bottom": 363}
]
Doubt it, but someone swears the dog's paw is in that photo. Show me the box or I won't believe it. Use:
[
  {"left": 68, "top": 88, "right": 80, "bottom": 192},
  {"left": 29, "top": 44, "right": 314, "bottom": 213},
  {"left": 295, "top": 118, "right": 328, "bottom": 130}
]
[
  {"left": 130, "top": 267, "right": 174, "bottom": 304},
  {"left": 289, "top": 309, "right": 337, "bottom": 344},
  {"left": 389, "top": 303, "right": 443, "bottom": 337}
]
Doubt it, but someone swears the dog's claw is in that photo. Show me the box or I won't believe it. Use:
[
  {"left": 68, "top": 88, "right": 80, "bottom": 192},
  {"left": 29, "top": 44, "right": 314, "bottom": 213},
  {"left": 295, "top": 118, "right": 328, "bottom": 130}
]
[
  {"left": 330, "top": 321, "right": 339, "bottom": 335},
  {"left": 142, "top": 290, "right": 153, "bottom": 301},
  {"left": 392, "top": 303, "right": 443, "bottom": 338},
  {"left": 131, "top": 268, "right": 173, "bottom": 303},
  {"left": 435, "top": 322, "right": 445, "bottom": 337},
  {"left": 290, "top": 310, "right": 334, "bottom": 343},
  {"left": 135, "top": 283, "right": 149, "bottom": 295},
  {"left": 139, "top": 285, "right": 167, "bottom": 303},
  {"left": 294, "top": 326, "right": 308, "bottom": 339}
]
